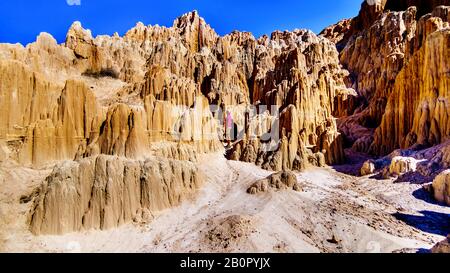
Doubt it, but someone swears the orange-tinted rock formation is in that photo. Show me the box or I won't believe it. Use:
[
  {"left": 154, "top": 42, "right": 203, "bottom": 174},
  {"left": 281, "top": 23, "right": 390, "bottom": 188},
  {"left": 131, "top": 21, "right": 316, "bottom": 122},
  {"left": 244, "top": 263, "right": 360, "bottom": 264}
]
[{"left": 322, "top": 2, "right": 450, "bottom": 156}]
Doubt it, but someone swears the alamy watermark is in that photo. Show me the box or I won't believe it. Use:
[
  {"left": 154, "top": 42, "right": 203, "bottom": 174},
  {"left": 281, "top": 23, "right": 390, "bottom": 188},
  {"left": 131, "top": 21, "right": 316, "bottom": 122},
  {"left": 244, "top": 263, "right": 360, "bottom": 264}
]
[
  {"left": 169, "top": 103, "right": 282, "bottom": 152},
  {"left": 66, "top": 0, "right": 81, "bottom": 6}
]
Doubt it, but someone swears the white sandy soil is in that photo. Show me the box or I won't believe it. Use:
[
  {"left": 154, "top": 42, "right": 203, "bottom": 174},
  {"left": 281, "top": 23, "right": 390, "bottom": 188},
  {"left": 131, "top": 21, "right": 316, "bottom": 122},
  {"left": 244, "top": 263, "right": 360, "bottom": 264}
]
[{"left": 0, "top": 152, "right": 449, "bottom": 253}]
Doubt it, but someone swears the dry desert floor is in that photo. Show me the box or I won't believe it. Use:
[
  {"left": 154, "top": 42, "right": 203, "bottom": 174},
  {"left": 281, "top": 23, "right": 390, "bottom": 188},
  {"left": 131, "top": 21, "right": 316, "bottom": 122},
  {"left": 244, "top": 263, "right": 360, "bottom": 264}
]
[{"left": 1, "top": 151, "right": 449, "bottom": 253}]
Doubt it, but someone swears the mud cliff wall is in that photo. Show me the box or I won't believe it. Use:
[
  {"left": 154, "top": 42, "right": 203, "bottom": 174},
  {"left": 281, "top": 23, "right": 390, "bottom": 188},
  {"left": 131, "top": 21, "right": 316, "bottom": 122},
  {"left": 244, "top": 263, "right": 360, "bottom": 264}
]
[
  {"left": 0, "top": 11, "right": 358, "bottom": 235},
  {"left": 371, "top": 13, "right": 450, "bottom": 154},
  {"left": 0, "top": 11, "right": 347, "bottom": 169},
  {"left": 29, "top": 155, "right": 200, "bottom": 235},
  {"left": 322, "top": 2, "right": 450, "bottom": 155},
  {"left": 4, "top": 2, "right": 449, "bottom": 235},
  {"left": 228, "top": 30, "right": 349, "bottom": 169}
]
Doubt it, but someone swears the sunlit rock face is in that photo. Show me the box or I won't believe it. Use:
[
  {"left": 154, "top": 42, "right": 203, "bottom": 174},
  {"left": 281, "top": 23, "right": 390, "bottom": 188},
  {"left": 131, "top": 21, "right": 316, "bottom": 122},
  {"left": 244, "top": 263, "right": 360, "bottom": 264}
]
[
  {"left": 371, "top": 8, "right": 450, "bottom": 155},
  {"left": 3, "top": 1, "right": 450, "bottom": 236},
  {"left": 321, "top": 2, "right": 450, "bottom": 156},
  {"left": 227, "top": 29, "right": 349, "bottom": 170},
  {"left": 0, "top": 11, "right": 353, "bottom": 234},
  {"left": 29, "top": 155, "right": 201, "bottom": 235},
  {"left": 0, "top": 11, "right": 347, "bottom": 169},
  {"left": 431, "top": 235, "right": 450, "bottom": 253},
  {"left": 432, "top": 170, "right": 450, "bottom": 206}
]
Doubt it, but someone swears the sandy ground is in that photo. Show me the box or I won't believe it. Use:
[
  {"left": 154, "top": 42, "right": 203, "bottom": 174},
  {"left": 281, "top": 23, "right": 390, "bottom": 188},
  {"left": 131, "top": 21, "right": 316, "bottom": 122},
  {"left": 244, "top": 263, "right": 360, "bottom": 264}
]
[{"left": 0, "top": 152, "right": 449, "bottom": 253}]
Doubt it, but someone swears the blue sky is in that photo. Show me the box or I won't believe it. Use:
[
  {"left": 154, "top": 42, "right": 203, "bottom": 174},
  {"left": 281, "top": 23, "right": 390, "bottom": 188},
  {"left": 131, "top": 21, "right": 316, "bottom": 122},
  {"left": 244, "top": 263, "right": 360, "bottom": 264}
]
[{"left": 0, "top": 0, "right": 363, "bottom": 45}]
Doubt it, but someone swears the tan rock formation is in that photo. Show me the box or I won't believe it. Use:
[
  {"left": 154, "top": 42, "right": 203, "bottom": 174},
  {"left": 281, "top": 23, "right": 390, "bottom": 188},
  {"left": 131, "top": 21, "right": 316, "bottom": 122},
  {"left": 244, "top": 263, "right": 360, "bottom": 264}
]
[
  {"left": 322, "top": 0, "right": 450, "bottom": 48},
  {"left": 320, "top": 19, "right": 353, "bottom": 46},
  {"left": 0, "top": 12, "right": 347, "bottom": 235},
  {"left": 371, "top": 10, "right": 450, "bottom": 154},
  {"left": 340, "top": 7, "right": 417, "bottom": 128},
  {"left": 431, "top": 235, "right": 450, "bottom": 253},
  {"left": 247, "top": 171, "right": 303, "bottom": 194},
  {"left": 0, "top": 60, "right": 62, "bottom": 142},
  {"left": 152, "top": 142, "right": 199, "bottom": 162},
  {"left": 432, "top": 170, "right": 450, "bottom": 205},
  {"left": 0, "top": 140, "right": 9, "bottom": 162},
  {"left": 388, "top": 156, "right": 418, "bottom": 176},
  {"left": 29, "top": 155, "right": 201, "bottom": 235},
  {"left": 90, "top": 103, "right": 149, "bottom": 159},
  {"left": 383, "top": 140, "right": 450, "bottom": 179},
  {"left": 323, "top": 3, "right": 450, "bottom": 157},
  {"left": 361, "top": 160, "right": 376, "bottom": 176},
  {"left": 0, "top": 11, "right": 347, "bottom": 170},
  {"left": 228, "top": 30, "right": 348, "bottom": 168},
  {"left": 0, "top": 67, "right": 102, "bottom": 165},
  {"left": 0, "top": 21, "right": 222, "bottom": 165},
  {"left": 1, "top": 2, "right": 448, "bottom": 238}
]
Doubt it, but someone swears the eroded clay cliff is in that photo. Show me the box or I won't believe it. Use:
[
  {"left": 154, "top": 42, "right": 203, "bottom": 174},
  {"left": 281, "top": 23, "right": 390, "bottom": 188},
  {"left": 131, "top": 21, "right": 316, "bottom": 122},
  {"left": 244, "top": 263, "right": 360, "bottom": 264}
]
[
  {"left": 29, "top": 155, "right": 200, "bottom": 234},
  {"left": 322, "top": 2, "right": 450, "bottom": 156},
  {"left": 1, "top": 1, "right": 449, "bottom": 236},
  {"left": 0, "top": 10, "right": 357, "bottom": 234},
  {"left": 0, "top": 11, "right": 347, "bottom": 171}
]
